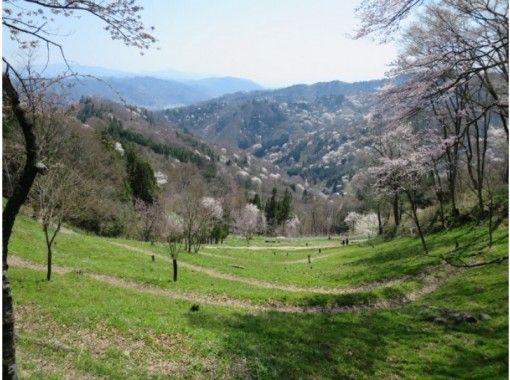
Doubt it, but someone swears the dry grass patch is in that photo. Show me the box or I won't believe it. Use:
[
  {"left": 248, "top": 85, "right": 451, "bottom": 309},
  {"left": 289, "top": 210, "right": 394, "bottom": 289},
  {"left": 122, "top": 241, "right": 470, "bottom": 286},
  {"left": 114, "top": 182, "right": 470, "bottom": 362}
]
[{"left": 15, "top": 303, "right": 208, "bottom": 378}]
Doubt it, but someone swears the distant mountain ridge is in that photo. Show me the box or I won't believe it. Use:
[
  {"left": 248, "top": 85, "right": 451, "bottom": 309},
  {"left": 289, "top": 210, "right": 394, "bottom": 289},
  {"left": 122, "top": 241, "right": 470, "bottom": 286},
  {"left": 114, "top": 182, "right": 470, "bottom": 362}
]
[
  {"left": 56, "top": 75, "right": 263, "bottom": 108},
  {"left": 251, "top": 79, "right": 384, "bottom": 101},
  {"left": 32, "top": 64, "right": 211, "bottom": 80},
  {"left": 35, "top": 64, "right": 264, "bottom": 108}
]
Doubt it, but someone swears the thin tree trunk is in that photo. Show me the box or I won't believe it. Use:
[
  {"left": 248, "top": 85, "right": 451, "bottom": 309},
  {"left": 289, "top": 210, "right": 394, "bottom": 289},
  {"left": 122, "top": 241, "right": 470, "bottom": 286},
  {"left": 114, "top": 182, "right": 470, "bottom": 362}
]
[
  {"left": 432, "top": 167, "right": 446, "bottom": 229},
  {"left": 465, "top": 101, "right": 490, "bottom": 221},
  {"left": 3, "top": 73, "right": 42, "bottom": 380},
  {"left": 186, "top": 229, "right": 192, "bottom": 253},
  {"left": 43, "top": 222, "right": 61, "bottom": 281},
  {"left": 376, "top": 204, "right": 383, "bottom": 235},
  {"left": 44, "top": 224, "right": 52, "bottom": 281},
  {"left": 172, "top": 258, "right": 178, "bottom": 282},
  {"left": 449, "top": 168, "right": 459, "bottom": 218},
  {"left": 47, "top": 246, "right": 53, "bottom": 281},
  {"left": 488, "top": 193, "right": 494, "bottom": 248},
  {"left": 499, "top": 113, "right": 508, "bottom": 141},
  {"left": 406, "top": 191, "right": 428, "bottom": 254},
  {"left": 437, "top": 196, "right": 446, "bottom": 229}
]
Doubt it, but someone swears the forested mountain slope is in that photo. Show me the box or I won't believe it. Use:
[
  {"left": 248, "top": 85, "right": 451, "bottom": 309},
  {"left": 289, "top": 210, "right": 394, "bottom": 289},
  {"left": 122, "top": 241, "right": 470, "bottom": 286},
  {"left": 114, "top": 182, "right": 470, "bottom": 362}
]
[
  {"left": 3, "top": 96, "right": 305, "bottom": 237},
  {"left": 162, "top": 79, "right": 384, "bottom": 194}
]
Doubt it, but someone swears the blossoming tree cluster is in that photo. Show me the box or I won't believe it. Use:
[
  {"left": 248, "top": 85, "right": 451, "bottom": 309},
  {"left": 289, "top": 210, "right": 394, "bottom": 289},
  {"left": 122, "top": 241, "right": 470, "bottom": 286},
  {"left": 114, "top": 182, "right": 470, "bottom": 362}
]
[{"left": 353, "top": 0, "right": 508, "bottom": 253}]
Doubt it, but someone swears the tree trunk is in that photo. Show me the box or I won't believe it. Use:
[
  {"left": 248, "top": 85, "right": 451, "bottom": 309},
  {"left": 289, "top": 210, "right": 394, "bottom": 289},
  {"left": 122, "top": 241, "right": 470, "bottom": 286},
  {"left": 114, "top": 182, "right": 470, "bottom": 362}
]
[
  {"left": 186, "top": 231, "right": 192, "bottom": 253},
  {"left": 3, "top": 73, "right": 42, "bottom": 380},
  {"left": 3, "top": 271, "right": 16, "bottom": 379},
  {"left": 476, "top": 177, "right": 484, "bottom": 219},
  {"left": 376, "top": 204, "right": 383, "bottom": 235},
  {"left": 431, "top": 167, "right": 446, "bottom": 229},
  {"left": 465, "top": 107, "right": 489, "bottom": 221},
  {"left": 449, "top": 170, "right": 460, "bottom": 218},
  {"left": 393, "top": 193, "right": 400, "bottom": 227},
  {"left": 406, "top": 191, "right": 428, "bottom": 254},
  {"left": 446, "top": 134, "right": 460, "bottom": 218},
  {"left": 44, "top": 225, "right": 52, "bottom": 281},
  {"left": 488, "top": 194, "right": 494, "bottom": 248},
  {"left": 46, "top": 246, "right": 53, "bottom": 281},
  {"left": 172, "top": 258, "right": 178, "bottom": 282},
  {"left": 44, "top": 222, "right": 61, "bottom": 282}
]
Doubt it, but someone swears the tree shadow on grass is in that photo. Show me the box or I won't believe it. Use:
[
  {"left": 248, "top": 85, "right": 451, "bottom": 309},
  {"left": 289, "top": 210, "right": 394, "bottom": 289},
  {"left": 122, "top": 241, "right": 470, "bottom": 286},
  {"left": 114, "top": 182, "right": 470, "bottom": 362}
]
[
  {"left": 352, "top": 239, "right": 430, "bottom": 266},
  {"left": 348, "top": 228, "right": 507, "bottom": 277},
  {"left": 186, "top": 304, "right": 507, "bottom": 379},
  {"left": 187, "top": 310, "right": 394, "bottom": 378}
]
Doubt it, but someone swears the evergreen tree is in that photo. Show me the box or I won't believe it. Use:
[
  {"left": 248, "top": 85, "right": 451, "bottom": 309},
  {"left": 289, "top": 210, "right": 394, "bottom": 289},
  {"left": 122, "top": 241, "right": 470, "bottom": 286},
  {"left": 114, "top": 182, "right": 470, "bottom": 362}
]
[
  {"left": 277, "top": 188, "right": 292, "bottom": 225},
  {"left": 125, "top": 147, "right": 158, "bottom": 204},
  {"left": 265, "top": 187, "right": 278, "bottom": 227},
  {"left": 251, "top": 193, "right": 262, "bottom": 209}
]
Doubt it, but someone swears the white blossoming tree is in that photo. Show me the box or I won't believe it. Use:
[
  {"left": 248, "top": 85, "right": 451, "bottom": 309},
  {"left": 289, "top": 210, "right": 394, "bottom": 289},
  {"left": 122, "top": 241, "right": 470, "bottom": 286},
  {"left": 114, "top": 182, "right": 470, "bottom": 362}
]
[{"left": 235, "top": 204, "right": 265, "bottom": 241}]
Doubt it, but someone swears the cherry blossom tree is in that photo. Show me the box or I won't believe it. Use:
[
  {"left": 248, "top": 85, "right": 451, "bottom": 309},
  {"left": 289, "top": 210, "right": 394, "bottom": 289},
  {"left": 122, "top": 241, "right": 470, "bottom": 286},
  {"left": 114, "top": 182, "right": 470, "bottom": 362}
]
[
  {"left": 286, "top": 215, "right": 301, "bottom": 237},
  {"left": 353, "top": 0, "right": 425, "bottom": 42},
  {"left": 369, "top": 125, "right": 435, "bottom": 253},
  {"left": 357, "top": 0, "right": 508, "bottom": 225},
  {"left": 134, "top": 198, "right": 164, "bottom": 244},
  {"left": 363, "top": 118, "right": 419, "bottom": 227},
  {"left": 354, "top": 213, "right": 379, "bottom": 238},
  {"left": 344, "top": 211, "right": 362, "bottom": 233},
  {"left": 355, "top": 0, "right": 508, "bottom": 112},
  {"left": 235, "top": 203, "right": 264, "bottom": 241}
]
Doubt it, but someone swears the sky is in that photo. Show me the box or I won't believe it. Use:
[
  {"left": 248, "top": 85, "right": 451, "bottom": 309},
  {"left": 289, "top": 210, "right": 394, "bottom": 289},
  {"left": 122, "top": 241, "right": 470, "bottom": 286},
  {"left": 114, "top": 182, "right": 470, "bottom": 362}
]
[{"left": 3, "top": 0, "right": 398, "bottom": 87}]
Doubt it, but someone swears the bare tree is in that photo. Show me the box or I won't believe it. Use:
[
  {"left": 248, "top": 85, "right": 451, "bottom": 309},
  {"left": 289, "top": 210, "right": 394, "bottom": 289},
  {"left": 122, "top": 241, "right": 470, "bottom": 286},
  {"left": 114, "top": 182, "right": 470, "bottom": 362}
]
[
  {"left": 192, "top": 197, "right": 223, "bottom": 253},
  {"left": 2, "top": 2, "right": 156, "bottom": 377},
  {"left": 172, "top": 164, "right": 221, "bottom": 253},
  {"left": 175, "top": 169, "right": 205, "bottom": 253},
  {"left": 30, "top": 163, "right": 81, "bottom": 280}
]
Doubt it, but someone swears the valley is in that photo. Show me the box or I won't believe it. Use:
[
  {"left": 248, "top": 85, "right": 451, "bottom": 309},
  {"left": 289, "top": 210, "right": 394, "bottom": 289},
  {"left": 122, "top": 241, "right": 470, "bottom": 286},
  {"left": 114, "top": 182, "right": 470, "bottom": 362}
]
[{"left": 2, "top": 0, "right": 508, "bottom": 378}]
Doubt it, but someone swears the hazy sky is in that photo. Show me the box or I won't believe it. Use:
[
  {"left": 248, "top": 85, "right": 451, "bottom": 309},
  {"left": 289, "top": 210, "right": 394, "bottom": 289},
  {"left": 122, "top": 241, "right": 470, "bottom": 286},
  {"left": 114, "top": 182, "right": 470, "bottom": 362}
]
[{"left": 3, "top": 0, "right": 398, "bottom": 87}]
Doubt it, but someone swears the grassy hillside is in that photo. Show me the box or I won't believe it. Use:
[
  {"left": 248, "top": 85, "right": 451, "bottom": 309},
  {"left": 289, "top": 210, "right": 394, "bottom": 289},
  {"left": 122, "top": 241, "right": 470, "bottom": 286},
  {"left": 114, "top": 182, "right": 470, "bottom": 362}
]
[{"left": 8, "top": 215, "right": 508, "bottom": 378}]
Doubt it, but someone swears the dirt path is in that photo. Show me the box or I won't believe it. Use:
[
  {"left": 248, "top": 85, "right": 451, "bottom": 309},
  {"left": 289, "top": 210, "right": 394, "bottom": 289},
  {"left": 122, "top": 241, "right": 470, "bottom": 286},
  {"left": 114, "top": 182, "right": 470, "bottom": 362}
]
[
  {"left": 204, "top": 244, "right": 341, "bottom": 251},
  {"left": 110, "top": 242, "right": 403, "bottom": 295},
  {"left": 197, "top": 250, "right": 338, "bottom": 265},
  {"left": 283, "top": 252, "right": 337, "bottom": 264},
  {"left": 9, "top": 255, "right": 449, "bottom": 314}
]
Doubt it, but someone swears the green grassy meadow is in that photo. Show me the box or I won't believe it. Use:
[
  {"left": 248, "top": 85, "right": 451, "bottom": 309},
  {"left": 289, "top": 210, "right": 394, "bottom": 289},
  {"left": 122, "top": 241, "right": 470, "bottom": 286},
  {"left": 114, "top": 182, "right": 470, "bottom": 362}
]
[{"left": 8, "top": 215, "right": 509, "bottom": 378}]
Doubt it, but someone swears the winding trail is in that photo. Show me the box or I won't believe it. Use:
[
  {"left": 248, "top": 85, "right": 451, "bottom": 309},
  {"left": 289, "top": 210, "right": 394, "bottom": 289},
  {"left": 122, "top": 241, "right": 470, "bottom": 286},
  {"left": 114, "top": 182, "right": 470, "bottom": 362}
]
[
  {"left": 196, "top": 250, "right": 338, "bottom": 265},
  {"left": 9, "top": 255, "right": 449, "bottom": 314},
  {"left": 110, "top": 242, "right": 403, "bottom": 295},
  {"left": 203, "top": 244, "right": 341, "bottom": 251}
]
